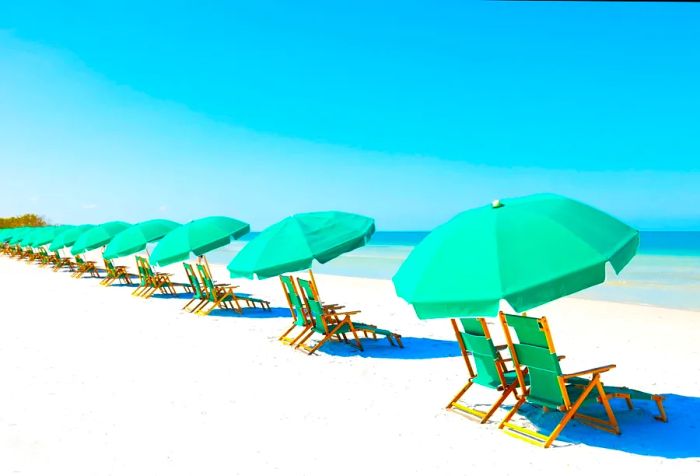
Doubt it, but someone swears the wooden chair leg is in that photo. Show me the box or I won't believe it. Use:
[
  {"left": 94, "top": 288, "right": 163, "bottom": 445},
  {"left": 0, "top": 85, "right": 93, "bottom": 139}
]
[{"left": 447, "top": 381, "right": 473, "bottom": 409}]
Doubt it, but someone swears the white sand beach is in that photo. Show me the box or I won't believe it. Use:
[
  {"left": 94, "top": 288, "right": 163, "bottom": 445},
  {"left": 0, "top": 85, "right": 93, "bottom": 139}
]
[{"left": 1, "top": 255, "right": 698, "bottom": 475}]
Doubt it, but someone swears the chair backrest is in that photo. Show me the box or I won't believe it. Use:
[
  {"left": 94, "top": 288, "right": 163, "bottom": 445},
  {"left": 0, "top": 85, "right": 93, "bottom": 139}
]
[
  {"left": 183, "top": 263, "right": 204, "bottom": 298},
  {"left": 103, "top": 258, "right": 116, "bottom": 273},
  {"left": 455, "top": 318, "right": 505, "bottom": 389},
  {"left": 196, "top": 264, "right": 217, "bottom": 301},
  {"left": 141, "top": 257, "right": 156, "bottom": 278},
  {"left": 134, "top": 256, "right": 148, "bottom": 285},
  {"left": 75, "top": 255, "right": 85, "bottom": 264},
  {"left": 297, "top": 278, "right": 327, "bottom": 333},
  {"left": 280, "top": 275, "right": 306, "bottom": 326},
  {"left": 500, "top": 312, "right": 566, "bottom": 409}
]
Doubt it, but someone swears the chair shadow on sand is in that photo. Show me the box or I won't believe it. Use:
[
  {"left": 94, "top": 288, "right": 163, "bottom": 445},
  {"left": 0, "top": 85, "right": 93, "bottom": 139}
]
[
  {"left": 142, "top": 291, "right": 290, "bottom": 318},
  {"left": 319, "top": 336, "right": 462, "bottom": 360},
  {"left": 504, "top": 393, "right": 700, "bottom": 458},
  {"left": 206, "top": 306, "right": 292, "bottom": 319}
]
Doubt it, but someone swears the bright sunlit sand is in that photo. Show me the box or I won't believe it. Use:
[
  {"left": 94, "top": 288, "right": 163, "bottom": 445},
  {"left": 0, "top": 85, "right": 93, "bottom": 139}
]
[{"left": 1, "top": 256, "right": 698, "bottom": 475}]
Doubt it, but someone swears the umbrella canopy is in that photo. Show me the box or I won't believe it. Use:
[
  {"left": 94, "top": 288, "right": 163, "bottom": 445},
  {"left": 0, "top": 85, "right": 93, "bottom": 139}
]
[
  {"left": 4, "top": 227, "right": 29, "bottom": 244},
  {"left": 20, "top": 227, "right": 46, "bottom": 247},
  {"left": 150, "top": 216, "right": 250, "bottom": 267},
  {"left": 49, "top": 225, "right": 95, "bottom": 252},
  {"left": 393, "top": 193, "right": 639, "bottom": 319},
  {"left": 29, "top": 225, "right": 74, "bottom": 248},
  {"left": 9, "top": 227, "right": 33, "bottom": 245},
  {"left": 103, "top": 219, "right": 181, "bottom": 259},
  {"left": 71, "top": 221, "right": 131, "bottom": 255},
  {"left": 228, "top": 211, "right": 375, "bottom": 279}
]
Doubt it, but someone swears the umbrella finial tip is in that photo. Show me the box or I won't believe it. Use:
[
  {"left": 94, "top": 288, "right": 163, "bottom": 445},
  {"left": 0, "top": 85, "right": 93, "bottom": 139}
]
[{"left": 492, "top": 199, "right": 504, "bottom": 209}]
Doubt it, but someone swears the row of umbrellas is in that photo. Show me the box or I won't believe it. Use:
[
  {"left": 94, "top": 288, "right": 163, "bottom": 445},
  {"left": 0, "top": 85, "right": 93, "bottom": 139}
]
[{"left": 0, "top": 193, "right": 639, "bottom": 319}]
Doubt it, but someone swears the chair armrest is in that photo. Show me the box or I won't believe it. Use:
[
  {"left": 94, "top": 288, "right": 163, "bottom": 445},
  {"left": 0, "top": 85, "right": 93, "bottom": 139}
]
[
  {"left": 562, "top": 364, "right": 616, "bottom": 379},
  {"left": 216, "top": 284, "right": 239, "bottom": 290},
  {"left": 495, "top": 344, "right": 509, "bottom": 352},
  {"left": 558, "top": 355, "right": 566, "bottom": 361},
  {"left": 323, "top": 304, "right": 345, "bottom": 311},
  {"left": 325, "top": 310, "right": 361, "bottom": 318}
]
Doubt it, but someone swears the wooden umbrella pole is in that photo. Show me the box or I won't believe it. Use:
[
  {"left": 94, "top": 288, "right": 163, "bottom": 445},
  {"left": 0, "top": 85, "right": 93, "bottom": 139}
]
[
  {"left": 203, "top": 255, "right": 213, "bottom": 279},
  {"left": 309, "top": 268, "right": 319, "bottom": 299}
]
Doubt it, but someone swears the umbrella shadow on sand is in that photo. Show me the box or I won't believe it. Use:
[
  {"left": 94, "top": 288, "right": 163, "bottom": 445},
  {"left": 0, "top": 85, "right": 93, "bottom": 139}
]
[
  {"left": 318, "top": 336, "right": 462, "bottom": 360},
  {"left": 501, "top": 393, "right": 700, "bottom": 458}
]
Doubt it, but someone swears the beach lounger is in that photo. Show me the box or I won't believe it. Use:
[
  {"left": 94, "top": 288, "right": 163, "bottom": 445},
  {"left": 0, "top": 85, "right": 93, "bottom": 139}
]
[
  {"left": 100, "top": 258, "right": 133, "bottom": 286},
  {"left": 33, "top": 248, "right": 52, "bottom": 267},
  {"left": 53, "top": 251, "right": 75, "bottom": 273},
  {"left": 194, "top": 264, "right": 271, "bottom": 316},
  {"left": 72, "top": 255, "right": 100, "bottom": 279},
  {"left": 132, "top": 256, "right": 181, "bottom": 298},
  {"left": 446, "top": 317, "right": 525, "bottom": 423},
  {"left": 498, "top": 312, "right": 666, "bottom": 448},
  {"left": 278, "top": 275, "right": 313, "bottom": 346},
  {"left": 182, "top": 262, "right": 208, "bottom": 313},
  {"left": 17, "top": 247, "right": 35, "bottom": 261},
  {"left": 294, "top": 277, "right": 402, "bottom": 355},
  {"left": 39, "top": 248, "right": 58, "bottom": 268},
  {"left": 52, "top": 252, "right": 75, "bottom": 272}
]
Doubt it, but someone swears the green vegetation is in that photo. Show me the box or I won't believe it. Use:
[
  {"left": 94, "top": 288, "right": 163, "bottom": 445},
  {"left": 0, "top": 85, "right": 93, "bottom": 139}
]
[{"left": 0, "top": 214, "right": 48, "bottom": 228}]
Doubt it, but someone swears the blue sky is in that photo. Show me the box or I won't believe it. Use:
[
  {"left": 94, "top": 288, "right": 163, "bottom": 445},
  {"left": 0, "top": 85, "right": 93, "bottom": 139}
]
[{"left": 1, "top": 1, "right": 699, "bottom": 230}]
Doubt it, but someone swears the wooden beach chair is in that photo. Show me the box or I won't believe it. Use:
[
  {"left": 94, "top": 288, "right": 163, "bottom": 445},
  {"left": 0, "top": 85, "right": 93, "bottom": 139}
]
[
  {"left": 182, "top": 262, "right": 209, "bottom": 313},
  {"left": 298, "top": 278, "right": 402, "bottom": 350},
  {"left": 72, "top": 255, "right": 100, "bottom": 279},
  {"left": 34, "top": 248, "right": 52, "bottom": 267},
  {"left": 52, "top": 252, "right": 75, "bottom": 272},
  {"left": 498, "top": 312, "right": 666, "bottom": 448},
  {"left": 194, "top": 264, "right": 271, "bottom": 316},
  {"left": 40, "top": 249, "right": 59, "bottom": 268},
  {"left": 133, "top": 256, "right": 179, "bottom": 298},
  {"left": 100, "top": 258, "right": 133, "bottom": 286},
  {"left": 17, "top": 247, "right": 35, "bottom": 261},
  {"left": 278, "top": 275, "right": 313, "bottom": 346},
  {"left": 294, "top": 278, "right": 402, "bottom": 355},
  {"left": 446, "top": 317, "right": 525, "bottom": 423},
  {"left": 294, "top": 277, "right": 364, "bottom": 355}
]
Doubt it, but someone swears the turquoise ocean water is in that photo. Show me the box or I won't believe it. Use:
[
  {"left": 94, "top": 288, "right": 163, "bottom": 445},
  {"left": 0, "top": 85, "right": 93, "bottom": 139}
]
[{"left": 208, "top": 231, "right": 700, "bottom": 311}]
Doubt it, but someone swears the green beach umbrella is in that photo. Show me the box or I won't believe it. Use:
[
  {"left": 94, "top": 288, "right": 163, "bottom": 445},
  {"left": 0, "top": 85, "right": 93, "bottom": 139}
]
[
  {"left": 9, "top": 227, "right": 33, "bottom": 245},
  {"left": 393, "top": 193, "right": 639, "bottom": 319},
  {"left": 103, "top": 219, "right": 181, "bottom": 259},
  {"left": 7, "top": 226, "right": 32, "bottom": 245},
  {"left": 49, "top": 225, "right": 95, "bottom": 252},
  {"left": 0, "top": 228, "right": 15, "bottom": 242},
  {"left": 20, "top": 227, "right": 45, "bottom": 247},
  {"left": 227, "top": 211, "right": 375, "bottom": 279},
  {"left": 1, "top": 227, "right": 16, "bottom": 243},
  {"left": 71, "top": 221, "right": 131, "bottom": 255},
  {"left": 30, "top": 225, "right": 74, "bottom": 248},
  {"left": 150, "top": 216, "right": 250, "bottom": 267}
]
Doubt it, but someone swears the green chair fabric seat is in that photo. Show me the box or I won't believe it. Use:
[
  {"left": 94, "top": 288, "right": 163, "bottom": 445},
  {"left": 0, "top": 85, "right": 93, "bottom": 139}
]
[
  {"left": 182, "top": 262, "right": 208, "bottom": 313},
  {"left": 278, "top": 275, "right": 313, "bottom": 346},
  {"left": 446, "top": 317, "right": 526, "bottom": 423}
]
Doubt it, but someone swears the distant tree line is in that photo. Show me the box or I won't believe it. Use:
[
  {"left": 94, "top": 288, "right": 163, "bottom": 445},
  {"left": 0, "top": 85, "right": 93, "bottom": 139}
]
[{"left": 0, "top": 214, "right": 48, "bottom": 228}]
